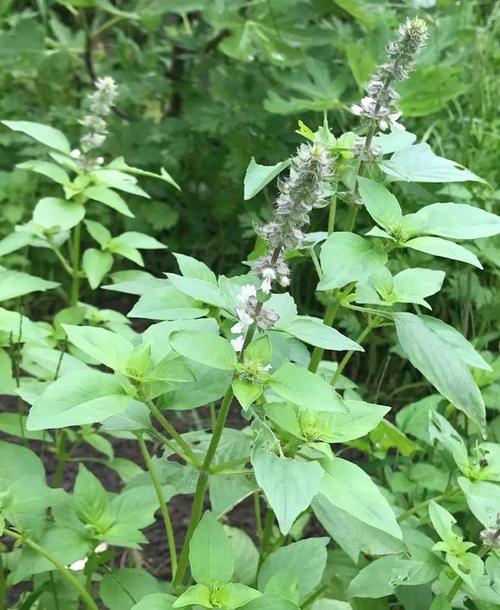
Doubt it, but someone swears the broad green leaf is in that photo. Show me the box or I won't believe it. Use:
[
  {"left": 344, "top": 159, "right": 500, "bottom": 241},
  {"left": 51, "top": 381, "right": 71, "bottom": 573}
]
[
  {"left": 173, "top": 584, "right": 212, "bottom": 608},
  {"left": 242, "top": 595, "right": 300, "bottom": 610},
  {"left": 100, "top": 569, "right": 164, "bottom": 610},
  {"left": 216, "top": 583, "right": 261, "bottom": 609},
  {"left": 313, "top": 400, "right": 390, "bottom": 442},
  {"left": 128, "top": 285, "right": 208, "bottom": 321},
  {"left": 0, "top": 413, "right": 50, "bottom": 441},
  {"left": 278, "top": 316, "right": 363, "bottom": 352},
  {"left": 319, "top": 232, "right": 387, "bottom": 291},
  {"left": 258, "top": 538, "right": 329, "bottom": 601},
  {"left": 392, "top": 268, "right": 445, "bottom": 309},
  {"left": 131, "top": 594, "right": 176, "bottom": 610},
  {"left": 63, "top": 324, "right": 134, "bottom": 370},
  {"left": 347, "top": 556, "right": 431, "bottom": 598},
  {"left": 108, "top": 237, "right": 143, "bottom": 265},
  {"left": 83, "top": 248, "right": 114, "bottom": 289},
  {"left": 458, "top": 478, "right": 500, "bottom": 528},
  {"left": 170, "top": 330, "right": 236, "bottom": 370},
  {"left": 85, "top": 219, "right": 112, "bottom": 247},
  {"left": 429, "top": 595, "right": 452, "bottom": 610},
  {"left": 232, "top": 378, "right": 263, "bottom": 410},
  {"left": 0, "top": 440, "right": 45, "bottom": 488},
  {"left": 85, "top": 185, "right": 134, "bottom": 217},
  {"left": 252, "top": 449, "right": 324, "bottom": 534},
  {"left": 33, "top": 196, "right": 85, "bottom": 231},
  {"left": 380, "top": 144, "right": 486, "bottom": 183},
  {"left": 2, "top": 120, "right": 71, "bottom": 153},
  {"left": 372, "top": 129, "right": 417, "bottom": 154},
  {"left": 404, "top": 236, "right": 482, "bottom": 268},
  {"left": 161, "top": 363, "right": 232, "bottom": 410},
  {"left": 167, "top": 273, "right": 226, "bottom": 309},
  {"left": 0, "top": 231, "right": 32, "bottom": 257},
  {"left": 420, "top": 316, "right": 491, "bottom": 371},
  {"left": 11, "top": 527, "right": 89, "bottom": 584},
  {"left": 394, "top": 313, "right": 486, "bottom": 431},
  {"left": 4, "top": 475, "right": 65, "bottom": 515},
  {"left": 428, "top": 501, "right": 456, "bottom": 542},
  {"left": 27, "top": 369, "right": 133, "bottom": 430},
  {"left": 269, "top": 363, "right": 346, "bottom": 412},
  {"left": 190, "top": 511, "right": 234, "bottom": 587},
  {"left": 225, "top": 527, "right": 259, "bottom": 586},
  {"left": 412, "top": 203, "right": 500, "bottom": 240},
  {"left": 0, "top": 307, "right": 49, "bottom": 342},
  {"left": 244, "top": 157, "right": 290, "bottom": 200},
  {"left": 173, "top": 252, "right": 217, "bottom": 283},
  {"left": 17, "top": 160, "right": 70, "bottom": 185},
  {"left": 357, "top": 177, "right": 402, "bottom": 230},
  {"left": 313, "top": 458, "right": 402, "bottom": 562},
  {"left": 0, "top": 270, "right": 58, "bottom": 301},
  {"left": 119, "top": 231, "right": 166, "bottom": 250}
]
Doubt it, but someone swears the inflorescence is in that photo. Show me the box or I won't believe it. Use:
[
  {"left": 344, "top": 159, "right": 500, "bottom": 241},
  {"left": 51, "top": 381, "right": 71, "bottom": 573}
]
[
  {"left": 351, "top": 17, "right": 428, "bottom": 159},
  {"left": 71, "top": 76, "right": 118, "bottom": 173}
]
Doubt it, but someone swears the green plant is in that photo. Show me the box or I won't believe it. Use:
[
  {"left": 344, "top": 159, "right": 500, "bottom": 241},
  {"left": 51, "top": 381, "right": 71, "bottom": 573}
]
[{"left": 1, "top": 14, "right": 500, "bottom": 610}]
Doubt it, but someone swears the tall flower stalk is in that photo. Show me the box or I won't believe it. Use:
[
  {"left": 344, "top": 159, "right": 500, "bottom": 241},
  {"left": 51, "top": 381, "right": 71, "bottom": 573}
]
[{"left": 309, "top": 17, "right": 429, "bottom": 374}]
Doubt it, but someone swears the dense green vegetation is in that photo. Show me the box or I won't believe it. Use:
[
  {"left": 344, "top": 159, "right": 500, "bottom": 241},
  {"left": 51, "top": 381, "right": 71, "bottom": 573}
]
[{"left": 0, "top": 2, "right": 499, "bottom": 609}]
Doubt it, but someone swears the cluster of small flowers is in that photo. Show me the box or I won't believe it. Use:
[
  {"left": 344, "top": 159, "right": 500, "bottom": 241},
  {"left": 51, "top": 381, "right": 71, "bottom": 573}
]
[
  {"left": 351, "top": 17, "right": 428, "bottom": 145},
  {"left": 254, "top": 143, "right": 334, "bottom": 294},
  {"left": 70, "top": 76, "right": 118, "bottom": 173},
  {"left": 231, "top": 284, "right": 279, "bottom": 351}
]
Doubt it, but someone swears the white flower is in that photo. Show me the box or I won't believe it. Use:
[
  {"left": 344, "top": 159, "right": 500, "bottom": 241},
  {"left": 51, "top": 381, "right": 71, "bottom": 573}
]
[
  {"left": 68, "top": 543, "right": 108, "bottom": 571},
  {"left": 237, "top": 284, "right": 257, "bottom": 303},
  {"left": 70, "top": 149, "right": 82, "bottom": 159},
  {"left": 231, "top": 335, "right": 245, "bottom": 352},
  {"left": 260, "top": 267, "right": 276, "bottom": 293}
]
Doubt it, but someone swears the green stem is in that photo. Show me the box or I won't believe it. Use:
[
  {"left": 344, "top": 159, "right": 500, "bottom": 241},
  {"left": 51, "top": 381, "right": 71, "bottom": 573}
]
[
  {"left": 172, "top": 387, "right": 235, "bottom": 592},
  {"left": 330, "top": 322, "right": 375, "bottom": 387},
  {"left": 70, "top": 222, "right": 82, "bottom": 307},
  {"left": 145, "top": 399, "right": 201, "bottom": 467},
  {"left": 4, "top": 529, "right": 99, "bottom": 610},
  {"left": 396, "top": 491, "right": 453, "bottom": 523},
  {"left": 54, "top": 430, "right": 68, "bottom": 487},
  {"left": 327, "top": 193, "right": 337, "bottom": 235},
  {"left": 258, "top": 509, "right": 276, "bottom": 565},
  {"left": 137, "top": 435, "right": 178, "bottom": 577},
  {"left": 308, "top": 301, "right": 339, "bottom": 373}
]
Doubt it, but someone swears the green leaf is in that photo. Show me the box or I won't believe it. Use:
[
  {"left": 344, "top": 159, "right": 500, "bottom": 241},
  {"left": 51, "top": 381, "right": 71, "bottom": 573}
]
[
  {"left": 412, "top": 203, "right": 500, "bottom": 240},
  {"left": 27, "top": 369, "right": 133, "bottom": 430},
  {"left": 391, "top": 268, "right": 445, "bottom": 309},
  {"left": 108, "top": 237, "right": 143, "bottom": 266},
  {"left": 429, "top": 595, "right": 452, "bottom": 610},
  {"left": 173, "top": 584, "right": 212, "bottom": 608},
  {"left": 268, "top": 363, "right": 346, "bottom": 413},
  {"left": 458, "top": 478, "right": 500, "bottom": 528},
  {"left": 312, "top": 458, "right": 402, "bottom": 562},
  {"left": 252, "top": 449, "right": 324, "bottom": 534},
  {"left": 216, "top": 583, "right": 261, "bottom": 609},
  {"left": 0, "top": 231, "right": 32, "bottom": 257},
  {"left": 2, "top": 120, "right": 71, "bottom": 153},
  {"left": 170, "top": 330, "right": 236, "bottom": 371},
  {"left": 428, "top": 501, "right": 457, "bottom": 542},
  {"left": 258, "top": 538, "right": 329, "bottom": 601},
  {"left": 83, "top": 248, "right": 114, "bottom": 289},
  {"left": 190, "top": 511, "right": 234, "bottom": 587},
  {"left": 242, "top": 595, "right": 300, "bottom": 610},
  {"left": 167, "top": 273, "right": 226, "bottom": 309},
  {"left": 85, "top": 219, "right": 112, "bottom": 247},
  {"left": 347, "top": 556, "right": 431, "bottom": 598},
  {"left": 357, "top": 177, "right": 402, "bottom": 230},
  {"left": 119, "top": 231, "right": 166, "bottom": 250},
  {"left": 277, "top": 316, "right": 363, "bottom": 352},
  {"left": 404, "top": 236, "right": 482, "bottom": 269},
  {"left": 225, "top": 527, "right": 259, "bottom": 586},
  {"left": 128, "top": 284, "right": 208, "bottom": 321},
  {"left": 33, "top": 196, "right": 85, "bottom": 231},
  {"left": 394, "top": 313, "right": 486, "bottom": 432},
  {"left": 380, "top": 143, "right": 486, "bottom": 183},
  {"left": 63, "top": 324, "right": 134, "bottom": 370},
  {"left": 0, "top": 270, "right": 59, "bottom": 301},
  {"left": 232, "top": 378, "right": 263, "bottom": 410},
  {"left": 243, "top": 157, "right": 290, "bottom": 200},
  {"left": 17, "top": 160, "right": 70, "bottom": 185},
  {"left": 131, "top": 594, "right": 176, "bottom": 610},
  {"left": 100, "top": 569, "right": 164, "bottom": 610},
  {"left": 85, "top": 185, "right": 134, "bottom": 217},
  {"left": 173, "top": 252, "right": 217, "bottom": 283},
  {"left": 319, "top": 232, "right": 387, "bottom": 291}
]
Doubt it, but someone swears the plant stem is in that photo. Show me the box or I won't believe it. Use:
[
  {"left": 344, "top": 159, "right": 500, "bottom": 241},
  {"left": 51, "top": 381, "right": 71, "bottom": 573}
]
[
  {"left": 137, "top": 435, "right": 178, "bottom": 578},
  {"left": 70, "top": 222, "right": 82, "bottom": 307},
  {"left": 327, "top": 192, "right": 337, "bottom": 235},
  {"left": 145, "top": 398, "right": 201, "bottom": 467},
  {"left": 172, "top": 387, "right": 235, "bottom": 592},
  {"left": 258, "top": 508, "right": 276, "bottom": 565},
  {"left": 396, "top": 491, "right": 456, "bottom": 523},
  {"left": 4, "top": 529, "right": 99, "bottom": 610},
  {"left": 330, "top": 322, "right": 375, "bottom": 387},
  {"left": 54, "top": 430, "right": 68, "bottom": 487},
  {"left": 308, "top": 301, "right": 339, "bottom": 373}
]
